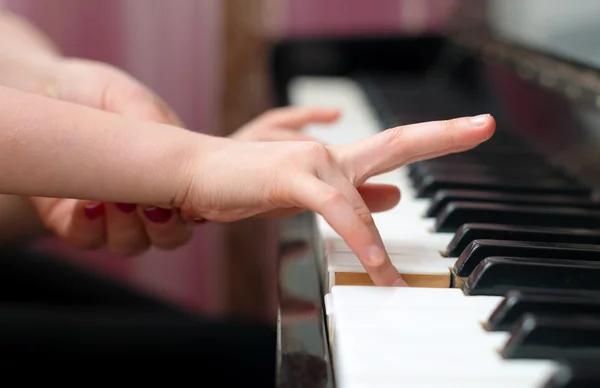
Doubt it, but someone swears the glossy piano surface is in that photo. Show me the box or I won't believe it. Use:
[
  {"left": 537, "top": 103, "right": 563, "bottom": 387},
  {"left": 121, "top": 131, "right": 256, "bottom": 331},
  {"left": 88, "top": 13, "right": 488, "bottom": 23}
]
[{"left": 276, "top": 212, "right": 334, "bottom": 388}]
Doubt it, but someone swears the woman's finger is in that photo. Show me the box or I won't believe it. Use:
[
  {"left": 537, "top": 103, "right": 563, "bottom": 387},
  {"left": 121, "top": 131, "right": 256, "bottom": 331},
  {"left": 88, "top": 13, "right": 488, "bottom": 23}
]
[
  {"left": 139, "top": 207, "right": 194, "bottom": 250},
  {"left": 333, "top": 115, "right": 496, "bottom": 185},
  {"left": 262, "top": 128, "right": 318, "bottom": 142},
  {"left": 32, "top": 198, "right": 106, "bottom": 249},
  {"left": 290, "top": 174, "right": 404, "bottom": 287},
  {"left": 259, "top": 106, "right": 340, "bottom": 129},
  {"left": 104, "top": 203, "right": 150, "bottom": 257}
]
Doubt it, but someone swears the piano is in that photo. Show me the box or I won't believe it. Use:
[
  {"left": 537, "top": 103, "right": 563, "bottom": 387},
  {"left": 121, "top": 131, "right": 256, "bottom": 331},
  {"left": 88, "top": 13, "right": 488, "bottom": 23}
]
[{"left": 274, "top": 1, "right": 600, "bottom": 387}]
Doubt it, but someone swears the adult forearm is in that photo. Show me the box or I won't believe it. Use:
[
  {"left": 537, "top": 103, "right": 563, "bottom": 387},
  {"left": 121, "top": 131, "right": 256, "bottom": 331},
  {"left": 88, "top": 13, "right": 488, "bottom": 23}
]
[
  {"left": 0, "top": 9, "right": 61, "bottom": 90},
  {"left": 0, "top": 8, "right": 59, "bottom": 57},
  {"left": 0, "top": 85, "right": 205, "bottom": 207}
]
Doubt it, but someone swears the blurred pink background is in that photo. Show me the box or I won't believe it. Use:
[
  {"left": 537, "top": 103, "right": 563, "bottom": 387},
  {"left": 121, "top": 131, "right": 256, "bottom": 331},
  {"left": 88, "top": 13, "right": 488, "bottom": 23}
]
[{"left": 2, "top": 0, "right": 460, "bottom": 316}]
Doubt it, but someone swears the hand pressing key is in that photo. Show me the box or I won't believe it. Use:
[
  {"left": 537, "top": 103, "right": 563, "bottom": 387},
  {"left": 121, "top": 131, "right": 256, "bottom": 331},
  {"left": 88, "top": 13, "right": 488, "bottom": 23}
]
[
  {"left": 0, "top": 81, "right": 494, "bottom": 287},
  {"left": 179, "top": 114, "right": 496, "bottom": 286}
]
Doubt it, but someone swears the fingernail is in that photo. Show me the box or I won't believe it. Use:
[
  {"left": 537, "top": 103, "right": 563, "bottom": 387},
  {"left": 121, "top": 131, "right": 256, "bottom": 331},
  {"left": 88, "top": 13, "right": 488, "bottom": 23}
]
[
  {"left": 393, "top": 278, "right": 408, "bottom": 287},
  {"left": 84, "top": 203, "right": 104, "bottom": 220},
  {"left": 144, "top": 207, "right": 172, "bottom": 224},
  {"left": 115, "top": 203, "right": 137, "bottom": 214},
  {"left": 193, "top": 218, "right": 207, "bottom": 224},
  {"left": 470, "top": 114, "right": 490, "bottom": 126}
]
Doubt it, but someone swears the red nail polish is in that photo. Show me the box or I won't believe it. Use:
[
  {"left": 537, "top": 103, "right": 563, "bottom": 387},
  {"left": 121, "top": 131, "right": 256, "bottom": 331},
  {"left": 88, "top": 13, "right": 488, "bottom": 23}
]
[
  {"left": 193, "top": 218, "right": 207, "bottom": 224},
  {"left": 84, "top": 203, "right": 104, "bottom": 220},
  {"left": 144, "top": 207, "right": 172, "bottom": 224},
  {"left": 115, "top": 203, "right": 137, "bottom": 214}
]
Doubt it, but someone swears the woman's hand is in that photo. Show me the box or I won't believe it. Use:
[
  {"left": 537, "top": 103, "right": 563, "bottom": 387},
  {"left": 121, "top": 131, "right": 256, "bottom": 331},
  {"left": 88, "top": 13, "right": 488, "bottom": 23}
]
[
  {"left": 230, "top": 107, "right": 341, "bottom": 142},
  {"left": 26, "top": 58, "right": 194, "bottom": 256},
  {"left": 180, "top": 115, "right": 496, "bottom": 286},
  {"left": 0, "top": 8, "right": 196, "bottom": 255}
]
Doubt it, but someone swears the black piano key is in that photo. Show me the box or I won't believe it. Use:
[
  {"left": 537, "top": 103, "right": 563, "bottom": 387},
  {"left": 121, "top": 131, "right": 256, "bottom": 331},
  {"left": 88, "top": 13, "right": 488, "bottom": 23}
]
[
  {"left": 415, "top": 175, "right": 590, "bottom": 198},
  {"left": 411, "top": 174, "right": 577, "bottom": 195},
  {"left": 445, "top": 224, "right": 600, "bottom": 257},
  {"left": 461, "top": 257, "right": 600, "bottom": 296},
  {"left": 408, "top": 161, "right": 571, "bottom": 179},
  {"left": 426, "top": 190, "right": 600, "bottom": 218},
  {"left": 411, "top": 170, "right": 575, "bottom": 190},
  {"left": 486, "top": 290, "right": 600, "bottom": 332},
  {"left": 416, "top": 152, "right": 549, "bottom": 166},
  {"left": 543, "top": 359, "right": 600, "bottom": 388},
  {"left": 453, "top": 239, "right": 600, "bottom": 277},
  {"left": 435, "top": 202, "right": 600, "bottom": 233},
  {"left": 411, "top": 167, "right": 576, "bottom": 183},
  {"left": 501, "top": 313, "right": 600, "bottom": 360},
  {"left": 407, "top": 160, "right": 558, "bottom": 175}
]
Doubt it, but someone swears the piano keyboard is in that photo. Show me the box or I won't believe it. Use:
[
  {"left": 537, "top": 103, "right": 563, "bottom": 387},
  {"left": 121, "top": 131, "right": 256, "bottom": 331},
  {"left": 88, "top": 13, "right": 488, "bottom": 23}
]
[
  {"left": 290, "top": 76, "right": 453, "bottom": 289},
  {"left": 289, "top": 75, "right": 600, "bottom": 387},
  {"left": 290, "top": 75, "right": 600, "bottom": 293},
  {"left": 326, "top": 286, "right": 600, "bottom": 388}
]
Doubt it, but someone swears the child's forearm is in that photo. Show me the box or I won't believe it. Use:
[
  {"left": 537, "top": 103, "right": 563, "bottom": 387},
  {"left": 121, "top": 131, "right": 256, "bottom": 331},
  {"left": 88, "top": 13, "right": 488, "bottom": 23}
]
[{"left": 0, "top": 84, "right": 206, "bottom": 207}]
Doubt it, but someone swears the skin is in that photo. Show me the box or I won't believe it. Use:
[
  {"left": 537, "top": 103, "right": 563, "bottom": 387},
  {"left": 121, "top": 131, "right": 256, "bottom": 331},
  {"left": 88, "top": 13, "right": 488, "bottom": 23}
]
[{"left": 0, "top": 9, "right": 496, "bottom": 286}]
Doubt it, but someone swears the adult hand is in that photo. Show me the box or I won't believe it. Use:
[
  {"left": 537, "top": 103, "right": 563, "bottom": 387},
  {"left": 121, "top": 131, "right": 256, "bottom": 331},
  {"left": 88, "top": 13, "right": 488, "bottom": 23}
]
[
  {"left": 179, "top": 115, "right": 496, "bottom": 286},
  {"left": 231, "top": 106, "right": 340, "bottom": 142},
  {"left": 28, "top": 58, "right": 193, "bottom": 256}
]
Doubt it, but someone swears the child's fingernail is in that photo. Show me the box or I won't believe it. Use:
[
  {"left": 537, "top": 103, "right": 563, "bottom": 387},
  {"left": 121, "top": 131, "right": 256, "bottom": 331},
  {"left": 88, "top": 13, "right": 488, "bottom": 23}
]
[
  {"left": 115, "top": 203, "right": 137, "bottom": 214},
  {"left": 144, "top": 207, "right": 172, "bottom": 224},
  {"left": 470, "top": 114, "right": 490, "bottom": 126},
  {"left": 84, "top": 203, "right": 105, "bottom": 220},
  {"left": 393, "top": 277, "right": 408, "bottom": 287}
]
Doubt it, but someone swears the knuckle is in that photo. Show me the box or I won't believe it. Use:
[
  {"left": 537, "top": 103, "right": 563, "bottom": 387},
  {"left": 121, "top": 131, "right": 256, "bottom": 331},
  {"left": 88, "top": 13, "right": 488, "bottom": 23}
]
[
  {"left": 320, "top": 189, "right": 345, "bottom": 209},
  {"left": 109, "top": 233, "right": 148, "bottom": 257},
  {"left": 64, "top": 233, "right": 104, "bottom": 250},
  {"left": 385, "top": 125, "right": 406, "bottom": 145},
  {"left": 355, "top": 205, "right": 375, "bottom": 226},
  {"left": 113, "top": 243, "right": 149, "bottom": 258},
  {"left": 442, "top": 118, "right": 461, "bottom": 146},
  {"left": 366, "top": 253, "right": 387, "bottom": 268},
  {"left": 443, "top": 118, "right": 460, "bottom": 130},
  {"left": 302, "top": 141, "right": 330, "bottom": 162},
  {"left": 153, "top": 229, "right": 193, "bottom": 251},
  {"left": 369, "top": 257, "right": 393, "bottom": 271}
]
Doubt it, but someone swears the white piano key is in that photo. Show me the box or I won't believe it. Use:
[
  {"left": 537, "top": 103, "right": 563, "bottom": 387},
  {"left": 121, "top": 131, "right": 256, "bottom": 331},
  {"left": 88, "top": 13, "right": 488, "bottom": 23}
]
[
  {"left": 326, "top": 252, "right": 453, "bottom": 276},
  {"left": 328, "top": 286, "right": 559, "bottom": 388},
  {"left": 289, "top": 76, "right": 382, "bottom": 144}
]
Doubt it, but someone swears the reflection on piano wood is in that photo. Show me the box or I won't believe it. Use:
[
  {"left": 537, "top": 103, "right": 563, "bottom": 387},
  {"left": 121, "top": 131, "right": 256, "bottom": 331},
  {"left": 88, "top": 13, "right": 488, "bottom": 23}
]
[{"left": 275, "top": 27, "right": 600, "bottom": 387}]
